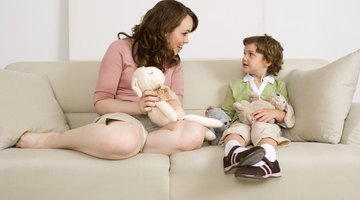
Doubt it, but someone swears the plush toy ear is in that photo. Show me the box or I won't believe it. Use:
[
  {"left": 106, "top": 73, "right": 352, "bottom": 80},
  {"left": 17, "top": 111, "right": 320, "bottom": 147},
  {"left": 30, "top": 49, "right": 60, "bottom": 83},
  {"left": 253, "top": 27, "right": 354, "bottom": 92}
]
[
  {"left": 233, "top": 102, "right": 244, "bottom": 111},
  {"left": 131, "top": 77, "right": 143, "bottom": 97},
  {"left": 205, "top": 106, "right": 214, "bottom": 115}
]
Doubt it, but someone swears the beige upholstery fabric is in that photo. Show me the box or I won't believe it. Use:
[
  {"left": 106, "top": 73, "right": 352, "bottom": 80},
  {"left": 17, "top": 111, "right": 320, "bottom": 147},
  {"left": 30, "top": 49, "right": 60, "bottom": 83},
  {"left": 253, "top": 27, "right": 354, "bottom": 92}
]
[
  {"left": 6, "top": 61, "right": 101, "bottom": 129},
  {"left": 170, "top": 143, "right": 360, "bottom": 200},
  {"left": 283, "top": 50, "right": 360, "bottom": 144},
  {"left": 341, "top": 103, "right": 360, "bottom": 144},
  {"left": 0, "top": 148, "right": 170, "bottom": 200},
  {"left": 5, "top": 61, "right": 100, "bottom": 114},
  {"left": 0, "top": 70, "right": 69, "bottom": 149},
  {"left": 3, "top": 59, "right": 360, "bottom": 200},
  {"left": 181, "top": 59, "right": 329, "bottom": 114}
]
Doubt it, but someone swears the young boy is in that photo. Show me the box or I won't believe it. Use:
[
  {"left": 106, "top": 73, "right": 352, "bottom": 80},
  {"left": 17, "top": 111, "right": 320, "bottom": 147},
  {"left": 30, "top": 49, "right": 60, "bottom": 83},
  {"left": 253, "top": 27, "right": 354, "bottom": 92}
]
[{"left": 220, "top": 35, "right": 295, "bottom": 179}]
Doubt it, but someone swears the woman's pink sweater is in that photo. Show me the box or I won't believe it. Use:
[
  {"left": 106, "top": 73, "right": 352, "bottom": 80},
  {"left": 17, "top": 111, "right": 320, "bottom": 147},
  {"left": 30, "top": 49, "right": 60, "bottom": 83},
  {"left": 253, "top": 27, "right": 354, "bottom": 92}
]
[{"left": 93, "top": 39, "right": 184, "bottom": 105}]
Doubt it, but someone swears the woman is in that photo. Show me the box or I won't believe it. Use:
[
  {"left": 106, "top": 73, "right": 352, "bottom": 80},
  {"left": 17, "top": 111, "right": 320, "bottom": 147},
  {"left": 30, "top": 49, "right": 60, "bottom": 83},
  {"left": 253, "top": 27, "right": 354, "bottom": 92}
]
[{"left": 16, "top": 0, "right": 207, "bottom": 159}]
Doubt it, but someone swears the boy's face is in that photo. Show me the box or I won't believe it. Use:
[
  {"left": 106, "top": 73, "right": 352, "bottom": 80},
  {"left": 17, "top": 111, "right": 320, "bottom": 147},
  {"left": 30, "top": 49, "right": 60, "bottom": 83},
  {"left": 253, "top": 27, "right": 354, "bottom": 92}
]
[{"left": 242, "top": 43, "right": 271, "bottom": 77}]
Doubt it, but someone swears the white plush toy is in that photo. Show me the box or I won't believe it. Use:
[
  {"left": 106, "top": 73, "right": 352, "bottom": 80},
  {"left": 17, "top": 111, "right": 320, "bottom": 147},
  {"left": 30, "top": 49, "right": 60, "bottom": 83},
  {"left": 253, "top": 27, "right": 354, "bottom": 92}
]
[
  {"left": 233, "top": 92, "right": 295, "bottom": 127},
  {"left": 131, "top": 66, "right": 223, "bottom": 141}
]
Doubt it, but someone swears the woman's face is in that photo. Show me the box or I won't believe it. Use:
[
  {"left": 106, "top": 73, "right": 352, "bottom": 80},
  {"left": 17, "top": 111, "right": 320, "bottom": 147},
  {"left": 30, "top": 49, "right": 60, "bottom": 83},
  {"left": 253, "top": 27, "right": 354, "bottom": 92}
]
[{"left": 166, "top": 15, "right": 193, "bottom": 55}]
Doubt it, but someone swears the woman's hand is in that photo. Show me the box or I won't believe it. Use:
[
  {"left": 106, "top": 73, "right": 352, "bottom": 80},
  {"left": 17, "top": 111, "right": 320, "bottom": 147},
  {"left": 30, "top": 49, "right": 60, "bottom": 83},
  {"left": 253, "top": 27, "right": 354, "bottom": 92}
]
[
  {"left": 139, "top": 90, "right": 159, "bottom": 114},
  {"left": 252, "top": 108, "right": 285, "bottom": 123}
]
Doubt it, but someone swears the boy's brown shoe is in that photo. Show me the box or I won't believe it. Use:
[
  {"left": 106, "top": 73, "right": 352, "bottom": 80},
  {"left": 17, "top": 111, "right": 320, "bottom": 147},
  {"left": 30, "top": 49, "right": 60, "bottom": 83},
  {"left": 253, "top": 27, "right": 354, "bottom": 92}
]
[{"left": 223, "top": 146, "right": 265, "bottom": 174}]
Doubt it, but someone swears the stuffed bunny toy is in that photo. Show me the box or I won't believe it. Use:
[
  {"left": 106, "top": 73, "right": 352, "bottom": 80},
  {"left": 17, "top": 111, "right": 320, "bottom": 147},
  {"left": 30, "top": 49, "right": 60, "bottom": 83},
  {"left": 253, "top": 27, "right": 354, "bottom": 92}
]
[{"left": 131, "top": 66, "right": 223, "bottom": 141}]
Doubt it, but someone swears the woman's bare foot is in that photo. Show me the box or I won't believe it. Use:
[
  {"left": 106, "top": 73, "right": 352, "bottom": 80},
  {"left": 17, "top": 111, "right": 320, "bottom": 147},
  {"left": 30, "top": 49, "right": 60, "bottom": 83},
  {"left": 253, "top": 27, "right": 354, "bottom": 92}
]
[{"left": 16, "top": 132, "right": 58, "bottom": 148}]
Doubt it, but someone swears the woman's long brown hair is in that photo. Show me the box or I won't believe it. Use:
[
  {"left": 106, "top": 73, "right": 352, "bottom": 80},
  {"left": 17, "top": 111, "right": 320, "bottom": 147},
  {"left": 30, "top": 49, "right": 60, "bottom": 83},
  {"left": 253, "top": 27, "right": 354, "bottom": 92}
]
[{"left": 118, "top": 0, "right": 198, "bottom": 71}]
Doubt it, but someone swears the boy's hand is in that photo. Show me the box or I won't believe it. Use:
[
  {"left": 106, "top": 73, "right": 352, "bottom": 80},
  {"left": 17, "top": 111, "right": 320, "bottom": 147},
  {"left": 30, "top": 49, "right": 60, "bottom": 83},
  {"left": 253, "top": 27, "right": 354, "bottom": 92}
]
[{"left": 252, "top": 109, "right": 285, "bottom": 123}]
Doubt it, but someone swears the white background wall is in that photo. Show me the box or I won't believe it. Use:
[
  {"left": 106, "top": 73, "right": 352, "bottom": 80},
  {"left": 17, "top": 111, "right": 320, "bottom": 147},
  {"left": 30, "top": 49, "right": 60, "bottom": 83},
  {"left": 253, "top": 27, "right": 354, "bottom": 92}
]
[
  {"left": 1, "top": 0, "right": 360, "bottom": 100},
  {"left": 0, "top": 0, "right": 69, "bottom": 67},
  {"left": 264, "top": 0, "right": 360, "bottom": 61},
  {"left": 68, "top": 0, "right": 263, "bottom": 60}
]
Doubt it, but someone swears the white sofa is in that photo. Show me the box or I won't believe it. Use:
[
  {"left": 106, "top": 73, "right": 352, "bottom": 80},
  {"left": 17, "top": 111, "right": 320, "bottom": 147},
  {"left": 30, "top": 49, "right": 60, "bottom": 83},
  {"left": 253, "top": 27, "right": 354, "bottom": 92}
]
[{"left": 1, "top": 55, "right": 360, "bottom": 200}]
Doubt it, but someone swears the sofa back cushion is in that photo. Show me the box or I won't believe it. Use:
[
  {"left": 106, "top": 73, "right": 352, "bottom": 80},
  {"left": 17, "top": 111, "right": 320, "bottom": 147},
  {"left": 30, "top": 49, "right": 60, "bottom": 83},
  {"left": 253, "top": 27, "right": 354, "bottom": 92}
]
[
  {"left": 5, "top": 59, "right": 329, "bottom": 130},
  {"left": 283, "top": 50, "right": 360, "bottom": 144},
  {"left": 6, "top": 61, "right": 101, "bottom": 129},
  {"left": 181, "top": 59, "right": 329, "bottom": 115},
  {"left": 0, "top": 70, "right": 69, "bottom": 149}
]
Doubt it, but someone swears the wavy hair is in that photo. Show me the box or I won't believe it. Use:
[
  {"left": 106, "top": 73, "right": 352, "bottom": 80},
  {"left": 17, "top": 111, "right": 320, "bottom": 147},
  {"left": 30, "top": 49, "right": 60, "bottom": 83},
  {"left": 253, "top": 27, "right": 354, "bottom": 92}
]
[
  {"left": 118, "top": 0, "right": 198, "bottom": 71},
  {"left": 243, "top": 34, "right": 284, "bottom": 76}
]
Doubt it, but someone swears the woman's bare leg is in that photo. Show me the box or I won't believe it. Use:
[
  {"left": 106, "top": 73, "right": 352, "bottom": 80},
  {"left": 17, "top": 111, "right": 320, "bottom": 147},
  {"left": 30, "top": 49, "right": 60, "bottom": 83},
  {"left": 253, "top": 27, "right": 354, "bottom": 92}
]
[
  {"left": 16, "top": 121, "right": 142, "bottom": 160},
  {"left": 142, "top": 120, "right": 205, "bottom": 155}
]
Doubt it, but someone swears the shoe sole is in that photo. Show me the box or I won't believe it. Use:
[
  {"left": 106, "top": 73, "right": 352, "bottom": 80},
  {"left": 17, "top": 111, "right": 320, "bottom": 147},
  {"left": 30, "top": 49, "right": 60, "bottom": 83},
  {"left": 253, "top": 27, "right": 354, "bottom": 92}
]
[
  {"left": 235, "top": 172, "right": 282, "bottom": 180},
  {"left": 224, "top": 149, "right": 266, "bottom": 174}
]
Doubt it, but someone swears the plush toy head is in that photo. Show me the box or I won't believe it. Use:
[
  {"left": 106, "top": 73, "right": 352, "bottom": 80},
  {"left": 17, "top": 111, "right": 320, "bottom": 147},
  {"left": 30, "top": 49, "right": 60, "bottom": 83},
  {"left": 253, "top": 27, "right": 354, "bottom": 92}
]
[
  {"left": 131, "top": 66, "right": 165, "bottom": 97},
  {"left": 205, "top": 107, "right": 231, "bottom": 145},
  {"left": 268, "top": 92, "right": 287, "bottom": 111}
]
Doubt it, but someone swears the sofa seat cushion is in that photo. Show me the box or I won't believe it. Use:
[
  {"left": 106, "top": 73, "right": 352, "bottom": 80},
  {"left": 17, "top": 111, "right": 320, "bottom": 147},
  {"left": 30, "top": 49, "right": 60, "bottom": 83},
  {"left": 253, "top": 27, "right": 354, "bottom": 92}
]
[
  {"left": 0, "top": 148, "right": 170, "bottom": 200},
  {"left": 169, "top": 143, "right": 360, "bottom": 200}
]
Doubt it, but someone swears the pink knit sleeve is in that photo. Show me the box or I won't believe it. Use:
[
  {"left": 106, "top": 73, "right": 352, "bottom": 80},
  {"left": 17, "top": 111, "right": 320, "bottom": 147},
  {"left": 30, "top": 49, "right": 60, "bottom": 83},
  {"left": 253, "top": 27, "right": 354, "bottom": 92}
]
[{"left": 93, "top": 41, "right": 124, "bottom": 104}]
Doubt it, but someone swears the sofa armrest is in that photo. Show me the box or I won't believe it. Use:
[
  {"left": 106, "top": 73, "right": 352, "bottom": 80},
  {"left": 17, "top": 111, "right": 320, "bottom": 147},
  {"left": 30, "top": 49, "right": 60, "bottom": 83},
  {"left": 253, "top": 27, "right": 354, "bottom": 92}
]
[{"left": 341, "top": 103, "right": 360, "bottom": 145}]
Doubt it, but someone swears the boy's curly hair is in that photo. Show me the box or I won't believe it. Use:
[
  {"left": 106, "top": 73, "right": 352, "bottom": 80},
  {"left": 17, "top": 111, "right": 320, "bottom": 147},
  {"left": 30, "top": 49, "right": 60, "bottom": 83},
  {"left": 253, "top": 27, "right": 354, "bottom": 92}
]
[{"left": 243, "top": 34, "right": 284, "bottom": 76}]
